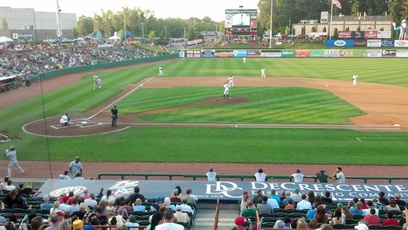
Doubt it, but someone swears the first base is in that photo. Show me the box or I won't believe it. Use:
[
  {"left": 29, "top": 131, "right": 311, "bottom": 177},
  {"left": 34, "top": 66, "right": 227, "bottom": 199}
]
[{"left": 81, "top": 121, "right": 87, "bottom": 124}]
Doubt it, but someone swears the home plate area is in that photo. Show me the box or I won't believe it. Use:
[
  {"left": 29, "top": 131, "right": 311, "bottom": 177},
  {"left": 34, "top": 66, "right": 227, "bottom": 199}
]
[{"left": 50, "top": 118, "right": 102, "bottom": 129}]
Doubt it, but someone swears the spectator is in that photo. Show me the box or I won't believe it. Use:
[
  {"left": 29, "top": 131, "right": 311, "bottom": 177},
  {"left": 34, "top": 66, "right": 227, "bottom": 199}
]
[
  {"left": 395, "top": 194, "right": 406, "bottom": 207},
  {"left": 297, "top": 218, "right": 308, "bottom": 229},
  {"left": 290, "top": 188, "right": 302, "bottom": 204},
  {"left": 296, "top": 194, "right": 312, "bottom": 210},
  {"left": 44, "top": 213, "right": 61, "bottom": 230},
  {"left": 284, "top": 198, "right": 295, "bottom": 210},
  {"left": 111, "top": 198, "right": 128, "bottom": 217},
  {"left": 73, "top": 219, "right": 83, "bottom": 230},
  {"left": 59, "top": 171, "right": 70, "bottom": 180},
  {"left": 49, "top": 201, "right": 61, "bottom": 217},
  {"left": 174, "top": 206, "right": 189, "bottom": 225},
  {"left": 128, "top": 186, "right": 146, "bottom": 204},
  {"left": 233, "top": 216, "right": 250, "bottom": 230},
  {"left": 363, "top": 201, "right": 379, "bottom": 216},
  {"left": 240, "top": 193, "right": 251, "bottom": 212},
  {"left": 314, "top": 205, "right": 328, "bottom": 223},
  {"left": 316, "top": 170, "right": 329, "bottom": 183},
  {"left": 269, "top": 189, "right": 281, "bottom": 204},
  {"left": 307, "top": 191, "right": 316, "bottom": 204},
  {"left": 133, "top": 198, "right": 146, "bottom": 212},
  {"left": 81, "top": 189, "right": 90, "bottom": 200},
  {"left": 184, "top": 188, "right": 197, "bottom": 205},
  {"left": 170, "top": 189, "right": 182, "bottom": 203},
  {"left": 291, "top": 169, "right": 304, "bottom": 182},
  {"left": 101, "top": 189, "right": 116, "bottom": 203},
  {"left": 382, "top": 212, "right": 399, "bottom": 226},
  {"left": 40, "top": 195, "right": 53, "bottom": 210},
  {"left": 163, "top": 197, "right": 176, "bottom": 212},
  {"left": 2, "top": 189, "right": 28, "bottom": 209},
  {"left": 240, "top": 200, "right": 257, "bottom": 218},
  {"left": 151, "top": 196, "right": 163, "bottom": 212},
  {"left": 176, "top": 197, "right": 195, "bottom": 216},
  {"left": 322, "top": 191, "right": 333, "bottom": 204},
  {"left": 4, "top": 180, "right": 15, "bottom": 191},
  {"left": 17, "top": 183, "right": 39, "bottom": 196},
  {"left": 330, "top": 208, "right": 345, "bottom": 225},
  {"left": 252, "top": 189, "right": 263, "bottom": 205},
  {"left": 363, "top": 208, "right": 380, "bottom": 225},
  {"left": 125, "top": 215, "right": 139, "bottom": 228},
  {"left": 321, "top": 224, "right": 335, "bottom": 230},
  {"left": 174, "top": 186, "right": 183, "bottom": 199},
  {"left": 123, "top": 197, "right": 133, "bottom": 214},
  {"left": 71, "top": 203, "right": 88, "bottom": 220},
  {"left": 350, "top": 201, "right": 364, "bottom": 215},
  {"left": 378, "top": 191, "right": 389, "bottom": 205},
  {"left": 146, "top": 213, "right": 163, "bottom": 230},
  {"left": 274, "top": 220, "right": 285, "bottom": 229},
  {"left": 155, "top": 209, "right": 184, "bottom": 230},
  {"left": 97, "top": 200, "right": 110, "bottom": 215},
  {"left": 386, "top": 199, "right": 400, "bottom": 212},
  {"left": 30, "top": 216, "right": 44, "bottom": 230},
  {"left": 84, "top": 193, "right": 97, "bottom": 208},
  {"left": 258, "top": 196, "right": 273, "bottom": 215},
  {"left": 267, "top": 194, "right": 280, "bottom": 210},
  {"left": 254, "top": 169, "right": 267, "bottom": 182},
  {"left": 341, "top": 206, "right": 353, "bottom": 219},
  {"left": 306, "top": 204, "right": 318, "bottom": 220},
  {"left": 280, "top": 190, "right": 288, "bottom": 206},
  {"left": 206, "top": 168, "right": 217, "bottom": 181}
]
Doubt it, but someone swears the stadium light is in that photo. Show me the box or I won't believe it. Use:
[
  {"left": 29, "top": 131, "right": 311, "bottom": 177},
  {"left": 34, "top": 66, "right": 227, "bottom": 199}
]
[
  {"left": 164, "top": 26, "right": 168, "bottom": 39},
  {"left": 141, "top": 22, "right": 145, "bottom": 39}
]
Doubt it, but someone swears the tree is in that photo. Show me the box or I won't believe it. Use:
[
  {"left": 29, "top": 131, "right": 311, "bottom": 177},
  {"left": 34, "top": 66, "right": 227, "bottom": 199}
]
[
  {"left": 2, "top": 18, "right": 8, "bottom": 30},
  {"left": 187, "top": 26, "right": 195, "bottom": 40},
  {"left": 77, "top": 16, "right": 94, "bottom": 36},
  {"left": 333, "top": 28, "right": 338, "bottom": 38},
  {"left": 148, "top": 30, "right": 156, "bottom": 41},
  {"left": 323, "top": 27, "right": 327, "bottom": 32}
]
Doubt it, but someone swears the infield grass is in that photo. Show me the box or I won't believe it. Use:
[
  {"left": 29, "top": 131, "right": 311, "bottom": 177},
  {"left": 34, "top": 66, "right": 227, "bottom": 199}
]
[{"left": 1, "top": 58, "right": 408, "bottom": 165}]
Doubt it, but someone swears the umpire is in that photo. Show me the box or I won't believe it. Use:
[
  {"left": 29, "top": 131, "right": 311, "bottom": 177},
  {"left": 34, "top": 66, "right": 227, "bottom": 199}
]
[{"left": 111, "top": 105, "right": 118, "bottom": 127}]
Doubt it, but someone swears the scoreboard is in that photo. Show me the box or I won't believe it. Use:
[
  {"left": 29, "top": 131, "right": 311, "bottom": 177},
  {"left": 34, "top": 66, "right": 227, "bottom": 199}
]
[{"left": 225, "top": 9, "right": 258, "bottom": 36}]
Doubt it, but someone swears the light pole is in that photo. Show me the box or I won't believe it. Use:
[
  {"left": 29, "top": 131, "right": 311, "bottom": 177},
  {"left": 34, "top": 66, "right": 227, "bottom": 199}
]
[
  {"left": 56, "top": 0, "right": 62, "bottom": 43},
  {"left": 269, "top": 0, "right": 273, "bottom": 48},
  {"left": 123, "top": 10, "right": 126, "bottom": 40},
  {"left": 141, "top": 22, "right": 145, "bottom": 39},
  {"left": 164, "top": 26, "right": 168, "bottom": 39},
  {"left": 215, "top": 24, "right": 218, "bottom": 32}
]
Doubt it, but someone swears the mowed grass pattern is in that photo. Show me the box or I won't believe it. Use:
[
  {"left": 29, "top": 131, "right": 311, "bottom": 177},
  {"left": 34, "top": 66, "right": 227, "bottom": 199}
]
[
  {"left": 123, "top": 87, "right": 363, "bottom": 124},
  {"left": 0, "top": 58, "right": 407, "bottom": 164}
]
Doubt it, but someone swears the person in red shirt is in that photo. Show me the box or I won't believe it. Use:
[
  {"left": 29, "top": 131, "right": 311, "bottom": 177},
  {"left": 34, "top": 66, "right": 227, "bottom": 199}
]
[
  {"left": 363, "top": 208, "right": 381, "bottom": 225},
  {"left": 382, "top": 212, "right": 399, "bottom": 226}
]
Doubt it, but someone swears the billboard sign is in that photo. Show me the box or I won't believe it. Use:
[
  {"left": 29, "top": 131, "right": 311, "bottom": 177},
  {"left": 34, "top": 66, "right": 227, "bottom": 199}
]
[
  {"left": 281, "top": 50, "right": 295, "bottom": 58},
  {"left": 377, "top": 31, "right": 392, "bottom": 39},
  {"left": 338, "top": 31, "right": 353, "bottom": 39},
  {"left": 295, "top": 50, "right": 310, "bottom": 57},
  {"left": 381, "top": 40, "right": 395, "bottom": 47},
  {"left": 394, "top": 40, "right": 408, "bottom": 48},
  {"left": 381, "top": 50, "right": 397, "bottom": 57},
  {"left": 225, "top": 9, "right": 257, "bottom": 36},
  {"left": 367, "top": 40, "right": 382, "bottom": 47},
  {"left": 364, "top": 30, "right": 378, "bottom": 38},
  {"left": 261, "top": 52, "right": 281, "bottom": 58},
  {"left": 324, "top": 50, "right": 339, "bottom": 57},
  {"left": 326, "top": 40, "right": 354, "bottom": 47},
  {"left": 396, "top": 50, "right": 408, "bottom": 57},
  {"left": 232, "top": 50, "right": 248, "bottom": 58},
  {"left": 366, "top": 50, "right": 382, "bottom": 57},
  {"left": 201, "top": 50, "right": 215, "bottom": 58},
  {"left": 310, "top": 50, "right": 325, "bottom": 57}
]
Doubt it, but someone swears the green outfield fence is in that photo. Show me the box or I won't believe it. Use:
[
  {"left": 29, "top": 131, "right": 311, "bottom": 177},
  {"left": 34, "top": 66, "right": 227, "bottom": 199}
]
[
  {"left": 30, "top": 54, "right": 179, "bottom": 83},
  {"left": 97, "top": 173, "right": 408, "bottom": 184}
]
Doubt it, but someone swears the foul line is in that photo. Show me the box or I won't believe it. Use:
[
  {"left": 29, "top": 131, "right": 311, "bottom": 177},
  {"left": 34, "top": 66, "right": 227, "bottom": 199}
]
[
  {"left": 87, "top": 76, "right": 156, "bottom": 119},
  {"left": 356, "top": 137, "right": 408, "bottom": 142}
]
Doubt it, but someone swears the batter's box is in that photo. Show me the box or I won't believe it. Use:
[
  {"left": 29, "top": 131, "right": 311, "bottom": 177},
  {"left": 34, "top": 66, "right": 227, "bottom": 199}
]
[{"left": 50, "top": 118, "right": 103, "bottom": 129}]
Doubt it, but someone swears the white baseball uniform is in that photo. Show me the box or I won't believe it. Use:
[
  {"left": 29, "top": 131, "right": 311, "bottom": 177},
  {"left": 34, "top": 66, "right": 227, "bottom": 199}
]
[
  {"left": 223, "top": 83, "right": 229, "bottom": 98},
  {"left": 228, "top": 76, "right": 234, "bottom": 87},
  {"left": 261, "top": 68, "right": 266, "bottom": 78},
  {"left": 159, "top": 67, "right": 164, "bottom": 76},
  {"left": 353, "top": 74, "right": 358, "bottom": 86},
  {"left": 243, "top": 57, "right": 247, "bottom": 63},
  {"left": 5, "top": 148, "right": 25, "bottom": 177},
  {"left": 97, "top": 78, "right": 102, "bottom": 89}
]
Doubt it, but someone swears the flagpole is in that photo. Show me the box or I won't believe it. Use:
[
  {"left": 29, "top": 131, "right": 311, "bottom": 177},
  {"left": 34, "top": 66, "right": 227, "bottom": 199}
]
[{"left": 330, "top": 1, "right": 333, "bottom": 40}]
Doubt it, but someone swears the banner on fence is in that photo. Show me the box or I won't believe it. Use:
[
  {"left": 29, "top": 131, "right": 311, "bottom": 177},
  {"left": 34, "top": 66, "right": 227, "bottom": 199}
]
[
  {"left": 394, "top": 40, "right": 408, "bottom": 48},
  {"left": 295, "top": 50, "right": 310, "bottom": 57},
  {"left": 324, "top": 50, "right": 339, "bottom": 57},
  {"left": 339, "top": 50, "right": 354, "bottom": 57},
  {"left": 261, "top": 52, "right": 281, "bottom": 57},
  {"left": 201, "top": 50, "right": 216, "bottom": 58},
  {"left": 281, "top": 50, "right": 295, "bottom": 58},
  {"left": 310, "top": 50, "right": 325, "bottom": 57},
  {"left": 232, "top": 50, "right": 248, "bottom": 58},
  {"left": 326, "top": 40, "right": 354, "bottom": 47},
  {"left": 366, "top": 50, "right": 382, "bottom": 57},
  {"left": 396, "top": 50, "right": 408, "bottom": 57},
  {"left": 381, "top": 50, "right": 397, "bottom": 57}
]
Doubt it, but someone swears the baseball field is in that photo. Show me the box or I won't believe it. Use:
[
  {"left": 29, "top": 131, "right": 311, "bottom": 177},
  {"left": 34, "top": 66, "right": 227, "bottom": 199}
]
[{"left": 1, "top": 58, "right": 408, "bottom": 173}]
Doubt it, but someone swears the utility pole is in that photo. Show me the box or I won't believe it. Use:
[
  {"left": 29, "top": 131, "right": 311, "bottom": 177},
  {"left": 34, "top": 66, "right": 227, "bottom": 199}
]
[
  {"left": 141, "top": 22, "right": 145, "bottom": 39},
  {"left": 56, "top": 0, "right": 62, "bottom": 43},
  {"left": 269, "top": 0, "right": 273, "bottom": 48}
]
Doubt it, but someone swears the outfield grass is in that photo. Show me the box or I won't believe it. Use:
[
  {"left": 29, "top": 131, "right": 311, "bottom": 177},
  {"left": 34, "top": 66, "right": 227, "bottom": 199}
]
[{"left": 1, "top": 58, "right": 407, "bottom": 165}]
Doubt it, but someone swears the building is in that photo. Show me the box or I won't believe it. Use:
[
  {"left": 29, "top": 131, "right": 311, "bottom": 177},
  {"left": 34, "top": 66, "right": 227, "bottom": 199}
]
[
  {"left": 292, "top": 14, "right": 393, "bottom": 38},
  {"left": 0, "top": 6, "right": 77, "bottom": 42}
]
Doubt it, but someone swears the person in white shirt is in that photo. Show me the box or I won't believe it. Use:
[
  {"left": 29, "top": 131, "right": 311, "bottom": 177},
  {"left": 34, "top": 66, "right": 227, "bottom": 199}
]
[
  {"left": 353, "top": 73, "right": 358, "bottom": 86},
  {"left": 228, "top": 76, "right": 235, "bottom": 87},
  {"left": 155, "top": 209, "right": 184, "bottom": 230},
  {"left": 331, "top": 167, "right": 346, "bottom": 183},
  {"left": 206, "top": 168, "right": 217, "bottom": 181},
  {"left": 296, "top": 194, "right": 312, "bottom": 210},
  {"left": 291, "top": 169, "right": 304, "bottom": 183},
  {"left": 243, "top": 57, "right": 247, "bottom": 63},
  {"left": 254, "top": 169, "right": 267, "bottom": 182},
  {"left": 84, "top": 193, "right": 97, "bottom": 208},
  {"left": 261, "top": 68, "right": 266, "bottom": 78},
  {"left": 159, "top": 66, "right": 164, "bottom": 76},
  {"left": 222, "top": 81, "right": 230, "bottom": 98},
  {"left": 4, "top": 146, "right": 25, "bottom": 177},
  {"left": 267, "top": 196, "right": 280, "bottom": 209}
]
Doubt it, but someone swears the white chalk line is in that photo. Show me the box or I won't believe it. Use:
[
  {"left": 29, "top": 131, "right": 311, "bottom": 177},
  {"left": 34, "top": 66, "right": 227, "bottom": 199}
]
[
  {"left": 356, "top": 137, "right": 408, "bottom": 142},
  {"left": 87, "top": 76, "right": 155, "bottom": 120}
]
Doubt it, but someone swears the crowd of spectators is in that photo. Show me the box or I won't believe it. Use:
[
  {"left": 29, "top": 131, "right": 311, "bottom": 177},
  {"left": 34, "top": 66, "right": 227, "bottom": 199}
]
[
  {"left": 0, "top": 182, "right": 196, "bottom": 230},
  {"left": 235, "top": 187, "right": 408, "bottom": 230},
  {"left": 0, "top": 40, "right": 158, "bottom": 93}
]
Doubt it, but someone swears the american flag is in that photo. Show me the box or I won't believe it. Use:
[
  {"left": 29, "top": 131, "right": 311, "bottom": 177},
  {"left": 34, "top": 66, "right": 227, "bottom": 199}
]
[{"left": 332, "top": 0, "right": 342, "bottom": 9}]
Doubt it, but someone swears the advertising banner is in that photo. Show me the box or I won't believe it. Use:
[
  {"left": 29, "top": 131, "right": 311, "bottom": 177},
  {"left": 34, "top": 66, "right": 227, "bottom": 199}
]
[
  {"left": 295, "top": 50, "right": 310, "bottom": 57},
  {"left": 201, "top": 50, "right": 215, "bottom": 58},
  {"left": 261, "top": 52, "right": 282, "bottom": 58},
  {"left": 354, "top": 31, "right": 363, "bottom": 39},
  {"left": 248, "top": 50, "right": 261, "bottom": 56},
  {"left": 281, "top": 50, "right": 295, "bottom": 58},
  {"left": 338, "top": 50, "right": 354, "bottom": 57},
  {"left": 396, "top": 50, "right": 408, "bottom": 57},
  {"left": 353, "top": 49, "right": 366, "bottom": 57},
  {"left": 377, "top": 31, "right": 392, "bottom": 39},
  {"left": 215, "top": 52, "right": 233, "bottom": 58},
  {"left": 178, "top": 51, "right": 185, "bottom": 58},
  {"left": 367, "top": 40, "right": 382, "bottom": 47},
  {"left": 186, "top": 50, "right": 195, "bottom": 58},
  {"left": 364, "top": 30, "right": 378, "bottom": 39},
  {"left": 324, "top": 50, "right": 339, "bottom": 57},
  {"left": 381, "top": 50, "right": 397, "bottom": 57},
  {"left": 338, "top": 31, "right": 353, "bottom": 39},
  {"left": 381, "top": 40, "right": 395, "bottom": 47},
  {"left": 232, "top": 50, "right": 248, "bottom": 58},
  {"left": 366, "top": 50, "right": 382, "bottom": 57},
  {"left": 354, "top": 41, "right": 367, "bottom": 47},
  {"left": 394, "top": 40, "right": 408, "bottom": 48},
  {"left": 326, "top": 40, "right": 354, "bottom": 47},
  {"left": 310, "top": 50, "right": 325, "bottom": 57}
]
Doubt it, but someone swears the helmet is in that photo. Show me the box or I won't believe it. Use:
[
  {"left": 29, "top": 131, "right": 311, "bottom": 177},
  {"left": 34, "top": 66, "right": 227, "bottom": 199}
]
[{"left": 75, "top": 156, "right": 80, "bottom": 161}]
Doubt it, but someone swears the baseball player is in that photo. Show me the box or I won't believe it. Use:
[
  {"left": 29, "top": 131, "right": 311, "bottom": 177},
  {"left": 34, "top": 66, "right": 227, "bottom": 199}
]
[
  {"left": 93, "top": 75, "right": 98, "bottom": 90},
  {"left": 97, "top": 77, "right": 103, "bottom": 89},
  {"left": 69, "top": 156, "right": 83, "bottom": 179},
  {"left": 159, "top": 66, "right": 164, "bottom": 76},
  {"left": 243, "top": 57, "right": 247, "bottom": 63},
  {"left": 261, "top": 68, "right": 266, "bottom": 78},
  {"left": 222, "top": 81, "right": 230, "bottom": 98},
  {"left": 60, "top": 113, "right": 70, "bottom": 126},
  {"left": 4, "top": 146, "right": 25, "bottom": 177},
  {"left": 353, "top": 73, "right": 358, "bottom": 86},
  {"left": 228, "top": 76, "right": 235, "bottom": 87}
]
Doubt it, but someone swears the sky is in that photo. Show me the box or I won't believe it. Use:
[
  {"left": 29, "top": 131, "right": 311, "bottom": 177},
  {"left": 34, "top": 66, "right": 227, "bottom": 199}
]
[{"left": 1, "top": 0, "right": 260, "bottom": 22}]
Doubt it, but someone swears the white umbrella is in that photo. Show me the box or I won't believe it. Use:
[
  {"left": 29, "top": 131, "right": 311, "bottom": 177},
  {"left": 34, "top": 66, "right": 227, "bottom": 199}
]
[{"left": 0, "top": 36, "right": 14, "bottom": 43}]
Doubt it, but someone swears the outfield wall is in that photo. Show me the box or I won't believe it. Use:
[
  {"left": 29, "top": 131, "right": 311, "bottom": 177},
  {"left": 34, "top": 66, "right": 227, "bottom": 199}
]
[
  {"left": 29, "top": 54, "right": 179, "bottom": 84},
  {"left": 188, "top": 49, "right": 407, "bottom": 58}
]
